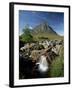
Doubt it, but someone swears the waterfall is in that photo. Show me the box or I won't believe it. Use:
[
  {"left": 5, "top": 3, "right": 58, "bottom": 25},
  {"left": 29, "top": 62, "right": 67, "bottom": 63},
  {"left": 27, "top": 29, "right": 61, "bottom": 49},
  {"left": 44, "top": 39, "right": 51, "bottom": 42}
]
[{"left": 36, "top": 55, "right": 49, "bottom": 72}]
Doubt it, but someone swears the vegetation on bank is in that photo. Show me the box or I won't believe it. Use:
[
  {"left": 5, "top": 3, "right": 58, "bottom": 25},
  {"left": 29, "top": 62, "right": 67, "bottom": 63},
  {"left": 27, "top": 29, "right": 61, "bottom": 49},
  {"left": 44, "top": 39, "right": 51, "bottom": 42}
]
[
  {"left": 48, "top": 46, "right": 64, "bottom": 77},
  {"left": 19, "top": 25, "right": 34, "bottom": 43}
]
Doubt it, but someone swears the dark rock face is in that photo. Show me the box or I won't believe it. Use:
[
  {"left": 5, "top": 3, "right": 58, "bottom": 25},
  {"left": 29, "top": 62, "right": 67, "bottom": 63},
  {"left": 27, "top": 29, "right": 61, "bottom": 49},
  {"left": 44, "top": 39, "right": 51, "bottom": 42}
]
[
  {"left": 19, "top": 40, "right": 25, "bottom": 49},
  {"left": 19, "top": 55, "right": 36, "bottom": 79}
]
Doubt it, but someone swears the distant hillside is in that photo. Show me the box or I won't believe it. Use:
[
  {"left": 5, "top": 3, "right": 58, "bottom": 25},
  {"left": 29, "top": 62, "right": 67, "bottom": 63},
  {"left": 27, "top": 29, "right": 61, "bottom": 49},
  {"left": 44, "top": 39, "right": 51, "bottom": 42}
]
[
  {"left": 20, "top": 22, "right": 64, "bottom": 42},
  {"left": 32, "top": 22, "right": 58, "bottom": 35},
  {"left": 30, "top": 22, "right": 63, "bottom": 40}
]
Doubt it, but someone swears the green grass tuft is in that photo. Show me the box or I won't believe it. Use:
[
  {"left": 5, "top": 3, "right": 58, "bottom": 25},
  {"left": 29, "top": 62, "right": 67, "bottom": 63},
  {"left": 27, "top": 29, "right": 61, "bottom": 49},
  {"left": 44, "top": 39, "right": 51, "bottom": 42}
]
[{"left": 49, "top": 46, "right": 64, "bottom": 77}]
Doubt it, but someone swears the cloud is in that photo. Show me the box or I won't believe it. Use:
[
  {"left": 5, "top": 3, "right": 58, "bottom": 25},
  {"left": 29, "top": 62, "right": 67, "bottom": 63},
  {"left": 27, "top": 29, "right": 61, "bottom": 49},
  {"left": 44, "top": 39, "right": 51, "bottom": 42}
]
[{"left": 29, "top": 26, "right": 33, "bottom": 29}]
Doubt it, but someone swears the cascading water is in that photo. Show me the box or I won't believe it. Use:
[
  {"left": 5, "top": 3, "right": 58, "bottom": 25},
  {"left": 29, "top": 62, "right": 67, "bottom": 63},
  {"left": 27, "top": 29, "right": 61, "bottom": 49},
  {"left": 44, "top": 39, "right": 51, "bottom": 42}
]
[{"left": 36, "top": 55, "right": 49, "bottom": 72}]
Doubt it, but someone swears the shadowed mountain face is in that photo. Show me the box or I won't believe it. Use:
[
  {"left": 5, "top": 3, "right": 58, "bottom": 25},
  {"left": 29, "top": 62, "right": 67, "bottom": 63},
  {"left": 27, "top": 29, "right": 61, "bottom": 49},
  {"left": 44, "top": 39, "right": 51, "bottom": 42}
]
[{"left": 32, "top": 22, "right": 58, "bottom": 36}]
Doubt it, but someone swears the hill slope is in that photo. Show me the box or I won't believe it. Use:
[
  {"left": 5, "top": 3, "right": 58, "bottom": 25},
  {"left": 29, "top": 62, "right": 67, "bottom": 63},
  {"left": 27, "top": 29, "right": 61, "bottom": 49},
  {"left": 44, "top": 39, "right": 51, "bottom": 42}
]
[{"left": 31, "top": 22, "right": 63, "bottom": 40}]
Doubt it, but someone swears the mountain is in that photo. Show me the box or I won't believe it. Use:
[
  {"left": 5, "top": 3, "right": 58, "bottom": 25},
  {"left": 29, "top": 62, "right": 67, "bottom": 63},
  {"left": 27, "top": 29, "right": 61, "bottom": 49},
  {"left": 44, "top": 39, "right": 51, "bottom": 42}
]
[
  {"left": 31, "top": 22, "right": 58, "bottom": 36},
  {"left": 20, "top": 22, "right": 63, "bottom": 41}
]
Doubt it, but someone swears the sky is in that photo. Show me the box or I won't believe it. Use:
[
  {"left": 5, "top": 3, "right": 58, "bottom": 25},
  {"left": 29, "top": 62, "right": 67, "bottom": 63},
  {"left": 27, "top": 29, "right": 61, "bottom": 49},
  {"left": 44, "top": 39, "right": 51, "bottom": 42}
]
[{"left": 19, "top": 10, "right": 64, "bottom": 36}]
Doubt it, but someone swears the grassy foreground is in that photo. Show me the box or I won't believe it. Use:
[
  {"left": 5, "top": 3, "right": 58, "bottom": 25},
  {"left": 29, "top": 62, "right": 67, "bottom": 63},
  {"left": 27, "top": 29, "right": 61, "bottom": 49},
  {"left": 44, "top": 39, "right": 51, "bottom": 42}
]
[{"left": 48, "top": 46, "right": 64, "bottom": 77}]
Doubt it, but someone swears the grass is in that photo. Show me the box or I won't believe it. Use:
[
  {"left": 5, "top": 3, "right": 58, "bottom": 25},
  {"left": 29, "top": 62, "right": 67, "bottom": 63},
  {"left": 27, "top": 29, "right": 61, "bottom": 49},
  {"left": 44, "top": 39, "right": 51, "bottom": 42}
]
[
  {"left": 32, "top": 33, "right": 64, "bottom": 41},
  {"left": 48, "top": 46, "right": 64, "bottom": 77}
]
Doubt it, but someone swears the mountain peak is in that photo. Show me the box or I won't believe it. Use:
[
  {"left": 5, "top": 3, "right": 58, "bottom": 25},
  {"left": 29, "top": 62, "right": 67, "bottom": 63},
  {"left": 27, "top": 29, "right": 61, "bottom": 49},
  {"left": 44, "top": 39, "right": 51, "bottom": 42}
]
[{"left": 32, "top": 22, "right": 58, "bottom": 35}]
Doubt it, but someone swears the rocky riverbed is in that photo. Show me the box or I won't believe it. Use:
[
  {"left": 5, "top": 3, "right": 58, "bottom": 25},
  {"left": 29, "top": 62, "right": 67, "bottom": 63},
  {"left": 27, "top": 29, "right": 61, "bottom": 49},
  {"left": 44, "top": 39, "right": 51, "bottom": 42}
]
[{"left": 19, "top": 40, "right": 64, "bottom": 79}]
